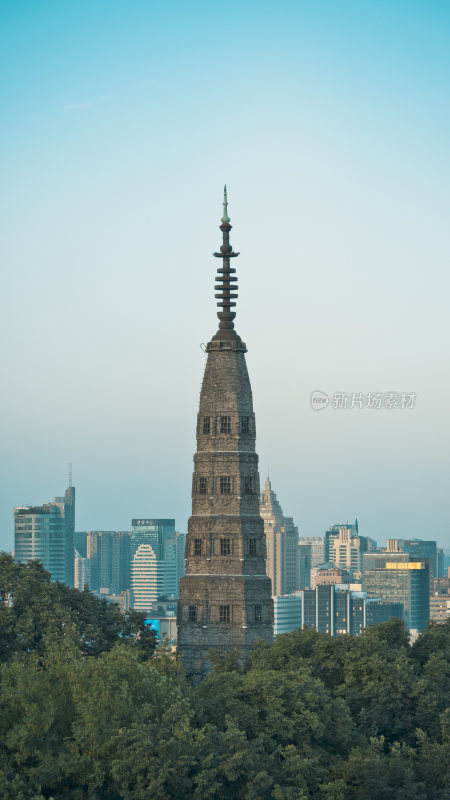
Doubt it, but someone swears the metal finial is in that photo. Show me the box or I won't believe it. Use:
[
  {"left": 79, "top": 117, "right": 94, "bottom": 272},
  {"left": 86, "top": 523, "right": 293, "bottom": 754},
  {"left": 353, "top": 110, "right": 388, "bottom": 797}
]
[
  {"left": 68, "top": 461, "right": 72, "bottom": 488},
  {"left": 213, "top": 186, "right": 240, "bottom": 336},
  {"left": 221, "top": 184, "right": 230, "bottom": 224}
]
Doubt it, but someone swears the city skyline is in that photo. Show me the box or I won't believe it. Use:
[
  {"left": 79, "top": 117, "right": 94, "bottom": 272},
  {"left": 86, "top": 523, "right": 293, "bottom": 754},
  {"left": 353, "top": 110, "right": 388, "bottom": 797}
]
[{"left": 2, "top": 1, "right": 450, "bottom": 551}]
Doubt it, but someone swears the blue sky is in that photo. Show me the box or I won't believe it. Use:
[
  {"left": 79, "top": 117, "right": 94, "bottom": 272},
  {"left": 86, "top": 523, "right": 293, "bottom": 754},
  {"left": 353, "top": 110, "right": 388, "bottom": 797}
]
[{"left": 1, "top": 1, "right": 449, "bottom": 551}]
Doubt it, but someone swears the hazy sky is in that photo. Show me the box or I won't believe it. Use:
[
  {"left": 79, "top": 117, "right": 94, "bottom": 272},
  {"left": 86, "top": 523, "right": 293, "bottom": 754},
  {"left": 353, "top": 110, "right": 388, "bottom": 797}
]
[{"left": 1, "top": 0, "right": 449, "bottom": 552}]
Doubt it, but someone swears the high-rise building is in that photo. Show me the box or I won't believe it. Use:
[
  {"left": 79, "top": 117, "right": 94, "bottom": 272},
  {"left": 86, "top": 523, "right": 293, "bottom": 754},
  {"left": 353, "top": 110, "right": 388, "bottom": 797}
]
[
  {"left": 298, "top": 537, "right": 325, "bottom": 588},
  {"left": 437, "top": 548, "right": 444, "bottom": 579},
  {"left": 53, "top": 481, "right": 75, "bottom": 586},
  {"left": 260, "top": 478, "right": 299, "bottom": 595},
  {"left": 429, "top": 595, "right": 450, "bottom": 623},
  {"left": 301, "top": 584, "right": 403, "bottom": 636},
  {"left": 74, "top": 548, "right": 91, "bottom": 591},
  {"left": 311, "top": 562, "right": 351, "bottom": 588},
  {"left": 83, "top": 530, "right": 131, "bottom": 595},
  {"left": 130, "top": 519, "right": 183, "bottom": 601},
  {"left": 365, "top": 597, "right": 404, "bottom": 628},
  {"left": 176, "top": 531, "right": 187, "bottom": 587},
  {"left": 14, "top": 478, "right": 75, "bottom": 586},
  {"left": 387, "top": 538, "right": 439, "bottom": 580},
  {"left": 177, "top": 189, "right": 273, "bottom": 679},
  {"left": 273, "top": 594, "right": 302, "bottom": 636},
  {"left": 431, "top": 576, "right": 450, "bottom": 596},
  {"left": 326, "top": 522, "right": 372, "bottom": 580},
  {"left": 362, "top": 551, "right": 412, "bottom": 571},
  {"left": 363, "top": 560, "right": 430, "bottom": 631},
  {"left": 131, "top": 543, "right": 166, "bottom": 609},
  {"left": 74, "top": 531, "right": 88, "bottom": 558},
  {"left": 131, "top": 519, "right": 175, "bottom": 559}
]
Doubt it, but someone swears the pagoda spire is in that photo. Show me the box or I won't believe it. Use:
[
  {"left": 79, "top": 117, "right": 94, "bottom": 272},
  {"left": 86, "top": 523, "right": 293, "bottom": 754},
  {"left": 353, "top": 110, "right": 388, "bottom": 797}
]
[
  {"left": 221, "top": 184, "right": 230, "bottom": 224},
  {"left": 213, "top": 186, "right": 240, "bottom": 336}
]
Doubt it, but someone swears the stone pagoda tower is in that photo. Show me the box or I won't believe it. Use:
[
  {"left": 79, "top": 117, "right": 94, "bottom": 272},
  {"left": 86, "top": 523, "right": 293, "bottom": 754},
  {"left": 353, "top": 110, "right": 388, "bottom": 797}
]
[{"left": 177, "top": 188, "right": 273, "bottom": 679}]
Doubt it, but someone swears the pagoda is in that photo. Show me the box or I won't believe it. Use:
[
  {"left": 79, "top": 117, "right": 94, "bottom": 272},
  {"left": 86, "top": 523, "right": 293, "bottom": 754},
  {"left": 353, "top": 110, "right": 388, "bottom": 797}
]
[{"left": 177, "top": 188, "right": 273, "bottom": 679}]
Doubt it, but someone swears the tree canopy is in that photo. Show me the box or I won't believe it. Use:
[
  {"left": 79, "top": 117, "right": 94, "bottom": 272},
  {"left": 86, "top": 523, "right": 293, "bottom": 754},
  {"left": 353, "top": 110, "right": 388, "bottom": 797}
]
[{"left": 0, "top": 552, "right": 449, "bottom": 799}]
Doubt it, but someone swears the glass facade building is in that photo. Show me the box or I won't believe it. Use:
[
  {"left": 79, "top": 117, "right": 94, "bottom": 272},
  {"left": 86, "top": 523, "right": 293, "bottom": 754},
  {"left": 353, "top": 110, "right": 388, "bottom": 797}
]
[
  {"left": 301, "top": 585, "right": 403, "bottom": 636},
  {"left": 273, "top": 594, "right": 302, "bottom": 636},
  {"left": 387, "top": 538, "right": 439, "bottom": 580},
  {"left": 363, "top": 561, "right": 430, "bottom": 631},
  {"left": 298, "top": 537, "right": 325, "bottom": 589},
  {"left": 130, "top": 519, "right": 185, "bottom": 608},
  {"left": 75, "top": 530, "right": 131, "bottom": 594},
  {"left": 14, "top": 482, "right": 75, "bottom": 586}
]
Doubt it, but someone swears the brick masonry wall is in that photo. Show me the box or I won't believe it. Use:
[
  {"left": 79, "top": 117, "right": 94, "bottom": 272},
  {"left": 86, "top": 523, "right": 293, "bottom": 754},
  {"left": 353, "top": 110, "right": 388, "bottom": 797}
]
[{"left": 178, "top": 337, "right": 273, "bottom": 679}]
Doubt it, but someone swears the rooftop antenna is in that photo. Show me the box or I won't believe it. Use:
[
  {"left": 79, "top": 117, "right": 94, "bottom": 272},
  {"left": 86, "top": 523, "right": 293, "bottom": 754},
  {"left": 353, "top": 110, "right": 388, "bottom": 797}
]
[{"left": 68, "top": 461, "right": 72, "bottom": 488}]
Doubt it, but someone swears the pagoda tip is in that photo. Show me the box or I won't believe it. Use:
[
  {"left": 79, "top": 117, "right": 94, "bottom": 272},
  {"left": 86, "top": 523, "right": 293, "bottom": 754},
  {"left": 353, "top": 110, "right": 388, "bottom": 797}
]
[{"left": 221, "top": 184, "right": 230, "bottom": 224}]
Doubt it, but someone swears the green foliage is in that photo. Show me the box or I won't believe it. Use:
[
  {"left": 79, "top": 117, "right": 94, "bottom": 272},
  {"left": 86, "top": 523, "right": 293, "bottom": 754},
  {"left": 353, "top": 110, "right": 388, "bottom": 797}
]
[
  {"left": 0, "top": 552, "right": 449, "bottom": 798},
  {"left": 0, "top": 553, "right": 157, "bottom": 662}
]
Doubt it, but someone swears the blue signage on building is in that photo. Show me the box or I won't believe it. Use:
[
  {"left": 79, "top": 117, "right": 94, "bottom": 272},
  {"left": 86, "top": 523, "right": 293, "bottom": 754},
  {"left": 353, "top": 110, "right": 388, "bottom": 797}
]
[{"left": 144, "top": 619, "right": 160, "bottom": 636}]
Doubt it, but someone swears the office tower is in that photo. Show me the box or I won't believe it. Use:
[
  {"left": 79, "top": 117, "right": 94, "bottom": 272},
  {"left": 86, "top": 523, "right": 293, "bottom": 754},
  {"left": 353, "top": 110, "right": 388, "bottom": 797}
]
[
  {"left": 326, "top": 521, "right": 375, "bottom": 580},
  {"left": 365, "top": 598, "right": 404, "bottom": 628},
  {"left": 131, "top": 518, "right": 175, "bottom": 558},
  {"left": 363, "top": 560, "right": 430, "bottom": 631},
  {"left": 53, "top": 478, "right": 76, "bottom": 587},
  {"left": 326, "top": 523, "right": 360, "bottom": 575},
  {"left": 74, "top": 531, "right": 88, "bottom": 558},
  {"left": 85, "top": 530, "right": 131, "bottom": 595},
  {"left": 177, "top": 189, "right": 273, "bottom": 680},
  {"left": 298, "top": 537, "right": 325, "bottom": 588},
  {"left": 363, "top": 551, "right": 409, "bottom": 568},
  {"left": 311, "top": 563, "right": 352, "bottom": 588},
  {"left": 431, "top": 576, "right": 450, "bottom": 595},
  {"left": 437, "top": 548, "right": 444, "bottom": 579},
  {"left": 429, "top": 595, "right": 450, "bottom": 623},
  {"left": 130, "top": 519, "right": 180, "bottom": 600},
  {"left": 260, "top": 478, "right": 300, "bottom": 595},
  {"left": 387, "top": 538, "right": 438, "bottom": 579},
  {"left": 14, "top": 477, "right": 75, "bottom": 586},
  {"left": 176, "top": 532, "right": 187, "bottom": 587},
  {"left": 131, "top": 543, "right": 166, "bottom": 609},
  {"left": 272, "top": 594, "right": 302, "bottom": 636},
  {"left": 301, "top": 584, "right": 403, "bottom": 636},
  {"left": 74, "top": 548, "right": 91, "bottom": 591}
]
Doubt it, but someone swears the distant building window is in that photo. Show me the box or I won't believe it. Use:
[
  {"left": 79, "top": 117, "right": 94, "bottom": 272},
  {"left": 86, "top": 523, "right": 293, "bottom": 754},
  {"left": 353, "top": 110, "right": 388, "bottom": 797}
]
[
  {"left": 220, "top": 476, "right": 231, "bottom": 495},
  {"left": 254, "top": 604, "right": 262, "bottom": 623},
  {"left": 188, "top": 605, "right": 197, "bottom": 623},
  {"left": 219, "top": 605, "right": 230, "bottom": 623},
  {"left": 202, "top": 417, "right": 210, "bottom": 434},
  {"left": 220, "top": 538, "right": 231, "bottom": 556},
  {"left": 243, "top": 476, "right": 253, "bottom": 495},
  {"left": 199, "top": 477, "right": 207, "bottom": 495},
  {"left": 241, "top": 416, "right": 249, "bottom": 434},
  {"left": 194, "top": 539, "right": 202, "bottom": 556},
  {"left": 220, "top": 415, "right": 231, "bottom": 434},
  {"left": 248, "top": 538, "right": 257, "bottom": 556}
]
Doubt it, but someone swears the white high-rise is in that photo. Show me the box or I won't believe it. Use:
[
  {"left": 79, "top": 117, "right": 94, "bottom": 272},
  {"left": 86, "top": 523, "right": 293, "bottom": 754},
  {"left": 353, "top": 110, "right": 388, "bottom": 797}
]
[
  {"left": 327, "top": 524, "right": 362, "bottom": 578},
  {"left": 131, "top": 543, "right": 166, "bottom": 610},
  {"left": 129, "top": 519, "right": 186, "bottom": 609}
]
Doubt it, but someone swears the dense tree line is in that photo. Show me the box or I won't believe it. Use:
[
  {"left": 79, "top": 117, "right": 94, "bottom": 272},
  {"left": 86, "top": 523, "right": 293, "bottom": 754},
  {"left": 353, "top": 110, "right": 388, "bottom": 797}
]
[{"left": 0, "top": 553, "right": 449, "bottom": 799}]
